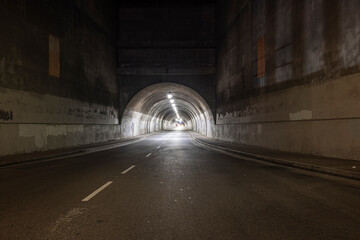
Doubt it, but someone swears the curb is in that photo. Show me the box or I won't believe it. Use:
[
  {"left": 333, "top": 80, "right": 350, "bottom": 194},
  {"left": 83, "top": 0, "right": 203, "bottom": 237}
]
[
  {"left": 0, "top": 134, "right": 153, "bottom": 168},
  {"left": 190, "top": 134, "right": 360, "bottom": 181}
]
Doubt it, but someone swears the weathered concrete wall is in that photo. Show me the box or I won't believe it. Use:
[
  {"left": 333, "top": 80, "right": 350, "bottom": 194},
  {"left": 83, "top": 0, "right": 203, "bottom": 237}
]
[
  {"left": 0, "top": 123, "right": 121, "bottom": 156},
  {"left": 6, "top": 0, "right": 359, "bottom": 162},
  {"left": 215, "top": 0, "right": 360, "bottom": 160},
  {"left": 118, "top": 3, "right": 217, "bottom": 119},
  {"left": 0, "top": 0, "right": 120, "bottom": 157}
]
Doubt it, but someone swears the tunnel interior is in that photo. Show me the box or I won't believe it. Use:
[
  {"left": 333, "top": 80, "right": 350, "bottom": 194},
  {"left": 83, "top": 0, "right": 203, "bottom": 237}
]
[
  {"left": 1, "top": 0, "right": 360, "bottom": 162},
  {"left": 121, "top": 83, "right": 214, "bottom": 138}
]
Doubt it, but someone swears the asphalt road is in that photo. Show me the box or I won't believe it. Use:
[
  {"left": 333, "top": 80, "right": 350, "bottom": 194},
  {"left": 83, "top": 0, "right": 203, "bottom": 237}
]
[{"left": 1, "top": 131, "right": 360, "bottom": 240}]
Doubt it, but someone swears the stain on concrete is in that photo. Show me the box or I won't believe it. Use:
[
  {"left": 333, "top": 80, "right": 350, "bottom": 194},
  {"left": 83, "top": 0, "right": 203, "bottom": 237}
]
[
  {"left": 19, "top": 124, "right": 47, "bottom": 149},
  {"left": 46, "top": 125, "right": 67, "bottom": 136},
  {"left": 289, "top": 110, "right": 313, "bottom": 121},
  {"left": 0, "top": 109, "right": 13, "bottom": 121}
]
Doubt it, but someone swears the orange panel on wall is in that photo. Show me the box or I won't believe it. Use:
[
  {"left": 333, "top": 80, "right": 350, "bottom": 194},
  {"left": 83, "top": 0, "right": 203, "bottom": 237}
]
[
  {"left": 257, "top": 36, "right": 266, "bottom": 78},
  {"left": 49, "top": 34, "right": 60, "bottom": 78}
]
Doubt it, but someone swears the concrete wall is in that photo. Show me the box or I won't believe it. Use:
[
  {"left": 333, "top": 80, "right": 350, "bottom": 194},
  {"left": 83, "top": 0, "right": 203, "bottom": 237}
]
[
  {"left": 0, "top": 0, "right": 120, "bottom": 157},
  {"left": 118, "top": 3, "right": 217, "bottom": 119},
  {"left": 215, "top": 0, "right": 360, "bottom": 160}
]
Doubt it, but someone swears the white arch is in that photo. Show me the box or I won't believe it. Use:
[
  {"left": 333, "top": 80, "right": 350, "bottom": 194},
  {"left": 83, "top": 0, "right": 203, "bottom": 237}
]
[{"left": 121, "top": 82, "right": 214, "bottom": 138}]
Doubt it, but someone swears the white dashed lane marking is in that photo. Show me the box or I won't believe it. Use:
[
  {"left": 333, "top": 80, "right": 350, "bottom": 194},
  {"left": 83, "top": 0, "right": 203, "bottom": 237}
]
[
  {"left": 121, "top": 165, "right": 136, "bottom": 174},
  {"left": 82, "top": 181, "right": 113, "bottom": 202}
]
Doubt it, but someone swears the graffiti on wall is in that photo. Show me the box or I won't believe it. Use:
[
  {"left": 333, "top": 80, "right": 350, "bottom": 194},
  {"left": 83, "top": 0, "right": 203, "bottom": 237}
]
[{"left": 0, "top": 109, "right": 13, "bottom": 121}]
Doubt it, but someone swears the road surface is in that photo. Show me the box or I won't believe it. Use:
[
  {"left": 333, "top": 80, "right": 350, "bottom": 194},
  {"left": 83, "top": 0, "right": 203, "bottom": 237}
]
[{"left": 1, "top": 131, "right": 360, "bottom": 239}]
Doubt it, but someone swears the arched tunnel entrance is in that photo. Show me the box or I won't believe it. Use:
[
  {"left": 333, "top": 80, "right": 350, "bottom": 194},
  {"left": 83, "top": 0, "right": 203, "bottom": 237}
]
[{"left": 121, "top": 83, "right": 215, "bottom": 138}]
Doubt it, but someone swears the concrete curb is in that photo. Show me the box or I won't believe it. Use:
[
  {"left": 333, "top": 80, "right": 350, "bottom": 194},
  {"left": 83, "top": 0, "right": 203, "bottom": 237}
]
[
  {"left": 190, "top": 134, "right": 360, "bottom": 181},
  {"left": 0, "top": 133, "right": 154, "bottom": 167}
]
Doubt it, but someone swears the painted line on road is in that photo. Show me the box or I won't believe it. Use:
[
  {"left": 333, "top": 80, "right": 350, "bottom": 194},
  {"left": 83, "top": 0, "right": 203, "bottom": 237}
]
[
  {"left": 82, "top": 181, "right": 113, "bottom": 202},
  {"left": 146, "top": 153, "right": 152, "bottom": 158},
  {"left": 156, "top": 146, "right": 160, "bottom": 149},
  {"left": 121, "top": 165, "right": 136, "bottom": 174}
]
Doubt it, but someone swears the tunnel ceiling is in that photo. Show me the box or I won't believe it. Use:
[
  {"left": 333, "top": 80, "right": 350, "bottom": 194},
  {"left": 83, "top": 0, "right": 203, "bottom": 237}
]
[
  {"left": 121, "top": 82, "right": 214, "bottom": 138},
  {"left": 118, "top": 0, "right": 214, "bottom": 7}
]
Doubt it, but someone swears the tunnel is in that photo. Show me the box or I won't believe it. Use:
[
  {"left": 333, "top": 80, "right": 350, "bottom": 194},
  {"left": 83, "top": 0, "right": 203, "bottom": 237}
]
[
  {"left": 1, "top": 0, "right": 360, "bottom": 239},
  {"left": 121, "top": 82, "right": 214, "bottom": 138}
]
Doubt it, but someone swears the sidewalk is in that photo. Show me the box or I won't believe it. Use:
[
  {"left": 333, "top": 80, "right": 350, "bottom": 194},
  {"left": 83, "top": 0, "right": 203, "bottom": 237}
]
[
  {"left": 0, "top": 133, "right": 153, "bottom": 167},
  {"left": 190, "top": 132, "right": 360, "bottom": 181}
]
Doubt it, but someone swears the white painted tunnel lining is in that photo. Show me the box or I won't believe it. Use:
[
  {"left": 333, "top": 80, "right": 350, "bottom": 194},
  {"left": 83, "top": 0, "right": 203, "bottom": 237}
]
[{"left": 120, "top": 82, "right": 214, "bottom": 138}]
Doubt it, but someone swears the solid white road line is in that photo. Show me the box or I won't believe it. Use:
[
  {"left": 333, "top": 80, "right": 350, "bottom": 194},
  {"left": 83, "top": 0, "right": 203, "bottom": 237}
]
[
  {"left": 146, "top": 153, "right": 152, "bottom": 158},
  {"left": 121, "top": 165, "right": 136, "bottom": 174},
  {"left": 81, "top": 181, "right": 113, "bottom": 202}
]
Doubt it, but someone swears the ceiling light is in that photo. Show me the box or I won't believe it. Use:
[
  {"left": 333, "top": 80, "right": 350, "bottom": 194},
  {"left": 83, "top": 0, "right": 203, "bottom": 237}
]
[
  {"left": 170, "top": 99, "right": 174, "bottom": 103},
  {"left": 172, "top": 103, "right": 175, "bottom": 107},
  {"left": 167, "top": 94, "right": 173, "bottom": 99}
]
